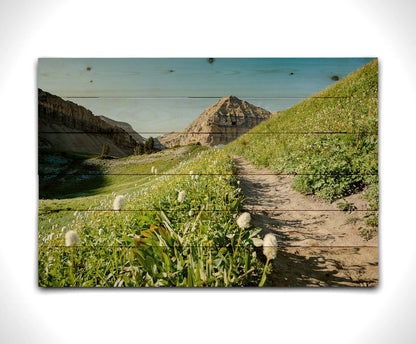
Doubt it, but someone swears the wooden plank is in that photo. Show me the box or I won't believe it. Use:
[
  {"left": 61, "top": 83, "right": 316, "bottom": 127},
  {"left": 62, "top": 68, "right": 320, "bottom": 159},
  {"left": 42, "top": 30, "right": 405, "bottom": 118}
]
[
  {"left": 38, "top": 58, "right": 378, "bottom": 288},
  {"left": 38, "top": 57, "right": 375, "bottom": 98},
  {"left": 269, "top": 246, "right": 378, "bottom": 287},
  {"left": 39, "top": 96, "right": 377, "bottom": 137},
  {"left": 37, "top": 245, "right": 378, "bottom": 287}
]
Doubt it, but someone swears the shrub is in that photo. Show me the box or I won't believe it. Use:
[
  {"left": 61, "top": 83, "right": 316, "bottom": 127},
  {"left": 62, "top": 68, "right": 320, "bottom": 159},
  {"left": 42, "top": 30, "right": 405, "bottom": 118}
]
[{"left": 100, "top": 143, "right": 110, "bottom": 157}]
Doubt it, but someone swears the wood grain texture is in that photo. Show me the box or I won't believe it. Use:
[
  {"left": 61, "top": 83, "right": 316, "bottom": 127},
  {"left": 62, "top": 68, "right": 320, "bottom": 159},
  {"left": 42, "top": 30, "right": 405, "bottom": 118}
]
[
  {"left": 39, "top": 96, "right": 378, "bottom": 137},
  {"left": 37, "top": 58, "right": 378, "bottom": 288},
  {"left": 38, "top": 58, "right": 375, "bottom": 98}
]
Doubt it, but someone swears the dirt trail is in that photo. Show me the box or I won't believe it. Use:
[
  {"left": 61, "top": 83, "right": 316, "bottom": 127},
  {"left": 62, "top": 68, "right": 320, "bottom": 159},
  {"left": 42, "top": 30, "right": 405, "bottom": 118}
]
[{"left": 234, "top": 156, "right": 378, "bottom": 287}]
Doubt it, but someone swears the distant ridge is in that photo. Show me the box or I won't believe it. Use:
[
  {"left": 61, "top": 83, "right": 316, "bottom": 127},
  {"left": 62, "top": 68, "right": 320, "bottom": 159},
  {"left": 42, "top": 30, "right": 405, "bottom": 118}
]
[
  {"left": 158, "top": 95, "right": 272, "bottom": 147},
  {"left": 98, "top": 115, "right": 145, "bottom": 144}
]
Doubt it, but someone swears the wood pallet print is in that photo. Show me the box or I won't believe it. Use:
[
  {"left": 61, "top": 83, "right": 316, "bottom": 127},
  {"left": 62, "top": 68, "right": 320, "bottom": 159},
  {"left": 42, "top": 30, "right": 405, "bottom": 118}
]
[{"left": 38, "top": 58, "right": 379, "bottom": 287}]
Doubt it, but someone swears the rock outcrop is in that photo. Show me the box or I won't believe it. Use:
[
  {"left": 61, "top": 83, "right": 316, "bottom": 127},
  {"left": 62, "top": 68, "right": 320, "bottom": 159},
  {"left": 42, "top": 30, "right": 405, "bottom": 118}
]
[
  {"left": 38, "top": 89, "right": 140, "bottom": 157},
  {"left": 98, "top": 116, "right": 145, "bottom": 145},
  {"left": 158, "top": 95, "right": 272, "bottom": 147}
]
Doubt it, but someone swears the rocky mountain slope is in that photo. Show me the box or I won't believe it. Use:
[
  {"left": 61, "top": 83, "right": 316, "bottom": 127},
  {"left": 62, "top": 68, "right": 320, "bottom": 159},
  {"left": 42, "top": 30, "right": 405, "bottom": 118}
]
[
  {"left": 98, "top": 115, "right": 145, "bottom": 144},
  {"left": 38, "top": 89, "right": 140, "bottom": 157},
  {"left": 158, "top": 95, "right": 272, "bottom": 147}
]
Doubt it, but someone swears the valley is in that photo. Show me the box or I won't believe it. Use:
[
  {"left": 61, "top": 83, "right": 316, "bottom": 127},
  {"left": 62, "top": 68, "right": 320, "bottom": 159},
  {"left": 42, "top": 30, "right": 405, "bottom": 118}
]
[{"left": 38, "top": 58, "right": 378, "bottom": 288}]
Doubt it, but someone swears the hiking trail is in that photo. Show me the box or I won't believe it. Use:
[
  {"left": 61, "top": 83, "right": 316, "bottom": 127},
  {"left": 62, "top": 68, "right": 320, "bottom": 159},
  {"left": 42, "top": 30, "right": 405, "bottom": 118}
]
[{"left": 234, "top": 156, "right": 378, "bottom": 287}]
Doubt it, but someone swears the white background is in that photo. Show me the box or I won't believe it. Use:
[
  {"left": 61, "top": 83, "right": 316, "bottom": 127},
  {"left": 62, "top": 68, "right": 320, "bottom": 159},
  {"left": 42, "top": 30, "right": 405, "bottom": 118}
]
[{"left": 0, "top": 0, "right": 415, "bottom": 343}]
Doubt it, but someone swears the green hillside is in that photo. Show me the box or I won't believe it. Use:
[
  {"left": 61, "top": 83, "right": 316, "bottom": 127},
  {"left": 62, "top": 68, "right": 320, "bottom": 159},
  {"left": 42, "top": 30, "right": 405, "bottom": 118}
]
[
  {"left": 227, "top": 59, "right": 378, "bottom": 206},
  {"left": 38, "top": 59, "right": 378, "bottom": 287},
  {"left": 39, "top": 146, "right": 268, "bottom": 287}
]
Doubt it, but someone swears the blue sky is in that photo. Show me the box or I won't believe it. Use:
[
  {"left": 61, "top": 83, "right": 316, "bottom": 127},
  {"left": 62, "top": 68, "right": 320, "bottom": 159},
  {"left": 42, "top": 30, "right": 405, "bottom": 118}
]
[{"left": 38, "top": 58, "right": 374, "bottom": 136}]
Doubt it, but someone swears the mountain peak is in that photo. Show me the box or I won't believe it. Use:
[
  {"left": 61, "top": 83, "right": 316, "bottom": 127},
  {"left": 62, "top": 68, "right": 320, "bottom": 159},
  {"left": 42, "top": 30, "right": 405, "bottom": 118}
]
[
  {"left": 220, "top": 95, "right": 241, "bottom": 104},
  {"left": 158, "top": 96, "right": 272, "bottom": 147}
]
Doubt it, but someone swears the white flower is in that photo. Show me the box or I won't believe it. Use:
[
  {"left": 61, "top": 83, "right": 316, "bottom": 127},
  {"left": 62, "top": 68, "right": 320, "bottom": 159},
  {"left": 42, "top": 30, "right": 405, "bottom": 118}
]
[
  {"left": 154, "top": 168, "right": 158, "bottom": 174},
  {"left": 61, "top": 226, "right": 67, "bottom": 233},
  {"left": 113, "top": 195, "right": 125, "bottom": 211},
  {"left": 98, "top": 228, "right": 103, "bottom": 235},
  {"left": 151, "top": 166, "right": 155, "bottom": 173},
  {"left": 65, "top": 230, "right": 80, "bottom": 247},
  {"left": 236, "top": 212, "right": 251, "bottom": 229},
  {"left": 263, "top": 233, "right": 278, "bottom": 260},
  {"left": 177, "top": 191, "right": 185, "bottom": 203},
  {"left": 74, "top": 211, "right": 79, "bottom": 217},
  {"left": 219, "top": 176, "right": 222, "bottom": 181},
  {"left": 194, "top": 174, "right": 199, "bottom": 180},
  {"left": 252, "top": 237, "right": 264, "bottom": 247},
  {"left": 188, "top": 210, "right": 194, "bottom": 216}
]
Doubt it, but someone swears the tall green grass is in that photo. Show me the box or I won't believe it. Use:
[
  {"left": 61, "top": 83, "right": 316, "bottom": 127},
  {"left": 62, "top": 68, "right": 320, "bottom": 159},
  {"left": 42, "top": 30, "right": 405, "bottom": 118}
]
[
  {"left": 39, "top": 148, "right": 269, "bottom": 287},
  {"left": 227, "top": 59, "right": 378, "bottom": 204}
]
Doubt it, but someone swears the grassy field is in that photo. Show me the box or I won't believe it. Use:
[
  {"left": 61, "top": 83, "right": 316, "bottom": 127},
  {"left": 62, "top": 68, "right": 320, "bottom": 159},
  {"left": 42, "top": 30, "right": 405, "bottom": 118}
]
[
  {"left": 39, "top": 146, "right": 269, "bottom": 287},
  {"left": 38, "top": 60, "right": 378, "bottom": 287},
  {"left": 226, "top": 59, "right": 378, "bottom": 233}
]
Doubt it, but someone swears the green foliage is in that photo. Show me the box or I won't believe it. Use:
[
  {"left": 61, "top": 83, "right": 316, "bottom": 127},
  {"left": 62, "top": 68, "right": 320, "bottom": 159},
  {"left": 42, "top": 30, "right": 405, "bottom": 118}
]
[
  {"left": 39, "top": 150, "right": 107, "bottom": 199},
  {"left": 101, "top": 143, "right": 110, "bottom": 157},
  {"left": 337, "top": 198, "right": 357, "bottom": 213},
  {"left": 39, "top": 145, "right": 204, "bottom": 200},
  {"left": 38, "top": 148, "right": 269, "bottom": 287},
  {"left": 358, "top": 226, "right": 377, "bottom": 241},
  {"left": 364, "top": 183, "right": 379, "bottom": 211},
  {"left": 144, "top": 137, "right": 155, "bottom": 154},
  {"left": 363, "top": 182, "right": 379, "bottom": 233},
  {"left": 134, "top": 143, "right": 144, "bottom": 155},
  {"left": 365, "top": 215, "right": 378, "bottom": 228},
  {"left": 227, "top": 59, "right": 378, "bottom": 205}
]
